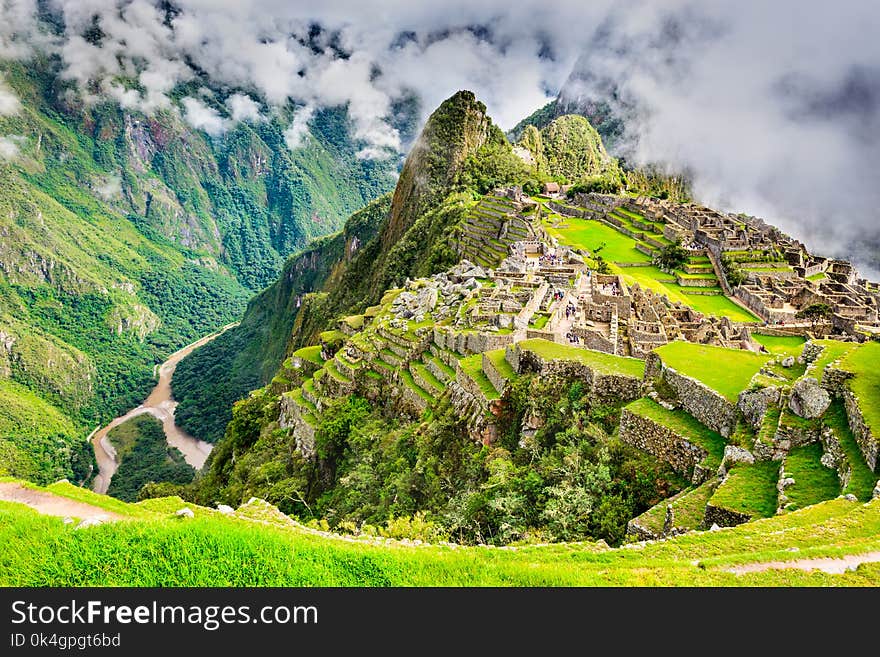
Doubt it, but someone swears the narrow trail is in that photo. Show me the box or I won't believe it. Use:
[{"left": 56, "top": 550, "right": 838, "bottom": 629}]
[
  {"left": 0, "top": 482, "right": 123, "bottom": 521},
  {"left": 726, "top": 551, "right": 880, "bottom": 575},
  {"left": 90, "top": 323, "right": 237, "bottom": 495}
]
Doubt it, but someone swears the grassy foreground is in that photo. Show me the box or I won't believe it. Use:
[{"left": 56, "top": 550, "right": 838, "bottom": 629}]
[{"left": 1, "top": 480, "right": 879, "bottom": 586}]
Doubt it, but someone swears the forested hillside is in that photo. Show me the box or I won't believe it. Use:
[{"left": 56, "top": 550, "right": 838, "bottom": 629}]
[{"left": 0, "top": 57, "right": 400, "bottom": 484}]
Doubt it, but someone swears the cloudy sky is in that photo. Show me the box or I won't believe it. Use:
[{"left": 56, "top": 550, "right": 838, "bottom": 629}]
[{"left": 1, "top": 0, "right": 878, "bottom": 273}]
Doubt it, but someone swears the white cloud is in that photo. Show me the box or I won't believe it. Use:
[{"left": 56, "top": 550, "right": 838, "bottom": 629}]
[
  {"left": 0, "top": 74, "right": 21, "bottom": 116},
  {"left": 0, "top": 135, "right": 24, "bottom": 160},
  {"left": 283, "top": 105, "right": 314, "bottom": 150},
  {"left": 1, "top": 0, "right": 878, "bottom": 269},
  {"left": 181, "top": 96, "right": 228, "bottom": 137},
  {"left": 226, "top": 94, "right": 263, "bottom": 122}
]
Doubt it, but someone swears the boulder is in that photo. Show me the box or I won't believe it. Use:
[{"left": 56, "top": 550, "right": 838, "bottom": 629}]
[
  {"left": 175, "top": 507, "right": 195, "bottom": 518},
  {"left": 873, "top": 481, "right": 880, "bottom": 500},
  {"left": 781, "top": 356, "right": 795, "bottom": 368},
  {"left": 217, "top": 504, "right": 235, "bottom": 515},
  {"left": 788, "top": 377, "right": 831, "bottom": 418},
  {"left": 719, "top": 445, "right": 755, "bottom": 476}
]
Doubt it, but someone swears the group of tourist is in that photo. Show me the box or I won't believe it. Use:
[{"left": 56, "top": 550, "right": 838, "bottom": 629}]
[{"left": 565, "top": 331, "right": 580, "bottom": 344}]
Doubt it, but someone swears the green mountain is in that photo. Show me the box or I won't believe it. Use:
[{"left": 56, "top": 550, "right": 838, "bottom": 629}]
[
  {"left": 174, "top": 91, "right": 512, "bottom": 442},
  {"left": 516, "top": 114, "right": 622, "bottom": 184},
  {"left": 0, "top": 58, "right": 398, "bottom": 484}
]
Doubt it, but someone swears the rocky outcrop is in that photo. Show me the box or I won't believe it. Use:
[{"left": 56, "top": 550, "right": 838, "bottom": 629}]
[{"left": 789, "top": 377, "right": 831, "bottom": 419}]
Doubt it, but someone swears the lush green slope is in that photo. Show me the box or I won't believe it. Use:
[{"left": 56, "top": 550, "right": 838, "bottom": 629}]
[
  {"left": 105, "top": 415, "right": 194, "bottom": 502},
  {"left": 1, "top": 482, "right": 879, "bottom": 586},
  {"left": 0, "top": 58, "right": 397, "bottom": 483},
  {"left": 173, "top": 195, "right": 393, "bottom": 443}
]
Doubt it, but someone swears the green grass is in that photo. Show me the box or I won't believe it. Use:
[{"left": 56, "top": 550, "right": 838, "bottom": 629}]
[
  {"left": 411, "top": 362, "right": 445, "bottom": 393},
  {"left": 613, "top": 266, "right": 759, "bottom": 322},
  {"left": 824, "top": 400, "right": 877, "bottom": 501},
  {"left": 545, "top": 217, "right": 652, "bottom": 263},
  {"left": 752, "top": 334, "right": 806, "bottom": 356},
  {"left": 626, "top": 398, "right": 726, "bottom": 469},
  {"left": 292, "top": 345, "right": 325, "bottom": 366},
  {"left": 531, "top": 313, "right": 550, "bottom": 330},
  {"left": 458, "top": 354, "right": 500, "bottom": 400},
  {"left": 400, "top": 369, "right": 435, "bottom": 404},
  {"left": 320, "top": 329, "right": 347, "bottom": 345},
  {"left": 782, "top": 443, "right": 840, "bottom": 510},
  {"left": 324, "top": 359, "right": 351, "bottom": 383},
  {"left": 807, "top": 339, "right": 860, "bottom": 378},
  {"left": 485, "top": 349, "right": 517, "bottom": 380},
  {"left": 290, "top": 388, "right": 318, "bottom": 414},
  {"left": 838, "top": 342, "right": 880, "bottom": 440},
  {"left": 428, "top": 355, "right": 456, "bottom": 380},
  {"left": 655, "top": 342, "right": 769, "bottom": 402},
  {"left": 633, "top": 479, "right": 716, "bottom": 534},
  {"left": 710, "top": 461, "right": 781, "bottom": 519},
  {"left": 2, "top": 484, "right": 880, "bottom": 585},
  {"left": 519, "top": 338, "right": 645, "bottom": 379}
]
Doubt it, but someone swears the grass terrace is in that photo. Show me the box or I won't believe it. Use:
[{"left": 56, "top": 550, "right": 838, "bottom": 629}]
[
  {"left": 400, "top": 369, "right": 435, "bottom": 404},
  {"left": 782, "top": 443, "right": 840, "bottom": 510},
  {"left": 459, "top": 354, "right": 500, "bottom": 400},
  {"left": 655, "top": 342, "right": 769, "bottom": 402},
  {"left": 806, "top": 339, "right": 860, "bottom": 378},
  {"left": 292, "top": 345, "right": 325, "bottom": 366},
  {"left": 824, "top": 400, "right": 877, "bottom": 501},
  {"left": 838, "top": 342, "right": 880, "bottom": 440},
  {"left": 752, "top": 334, "right": 806, "bottom": 357},
  {"left": 612, "top": 266, "right": 759, "bottom": 323},
  {"left": 710, "top": 460, "right": 781, "bottom": 519},
  {"left": 631, "top": 479, "right": 716, "bottom": 535},
  {"left": 626, "top": 398, "right": 727, "bottom": 470},
  {"left": 484, "top": 349, "right": 517, "bottom": 381},
  {"left": 519, "top": 338, "right": 646, "bottom": 378},
  {"left": 544, "top": 216, "right": 652, "bottom": 263}
]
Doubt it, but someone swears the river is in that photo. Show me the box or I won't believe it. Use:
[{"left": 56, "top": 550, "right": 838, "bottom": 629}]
[{"left": 90, "top": 323, "right": 237, "bottom": 495}]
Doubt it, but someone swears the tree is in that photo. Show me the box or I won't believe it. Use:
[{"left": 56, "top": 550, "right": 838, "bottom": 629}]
[
  {"left": 720, "top": 254, "right": 747, "bottom": 287},
  {"left": 655, "top": 240, "right": 689, "bottom": 272},
  {"left": 796, "top": 303, "right": 833, "bottom": 332}
]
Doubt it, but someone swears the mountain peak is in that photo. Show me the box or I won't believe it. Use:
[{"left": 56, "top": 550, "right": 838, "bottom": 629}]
[{"left": 380, "top": 90, "right": 494, "bottom": 249}]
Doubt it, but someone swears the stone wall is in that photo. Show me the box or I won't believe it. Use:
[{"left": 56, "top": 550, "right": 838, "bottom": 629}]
[
  {"left": 481, "top": 353, "right": 507, "bottom": 396},
  {"left": 618, "top": 408, "right": 713, "bottom": 484},
  {"left": 433, "top": 327, "right": 514, "bottom": 355},
  {"left": 820, "top": 366, "right": 854, "bottom": 395},
  {"left": 515, "top": 346, "right": 643, "bottom": 404},
  {"left": 659, "top": 366, "right": 738, "bottom": 437},
  {"left": 842, "top": 387, "right": 879, "bottom": 471},
  {"left": 455, "top": 361, "right": 490, "bottom": 401},
  {"left": 279, "top": 394, "right": 317, "bottom": 459},
  {"left": 395, "top": 376, "right": 429, "bottom": 418},
  {"left": 703, "top": 503, "right": 751, "bottom": 528},
  {"left": 820, "top": 428, "right": 852, "bottom": 493}
]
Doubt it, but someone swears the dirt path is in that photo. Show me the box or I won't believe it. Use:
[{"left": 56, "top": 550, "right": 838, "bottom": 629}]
[
  {"left": 91, "top": 323, "right": 237, "bottom": 494},
  {"left": 0, "top": 482, "right": 124, "bottom": 521},
  {"left": 726, "top": 551, "right": 880, "bottom": 575}
]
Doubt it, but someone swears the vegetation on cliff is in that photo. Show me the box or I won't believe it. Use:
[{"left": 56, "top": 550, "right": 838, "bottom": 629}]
[{"left": 0, "top": 57, "right": 397, "bottom": 482}]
